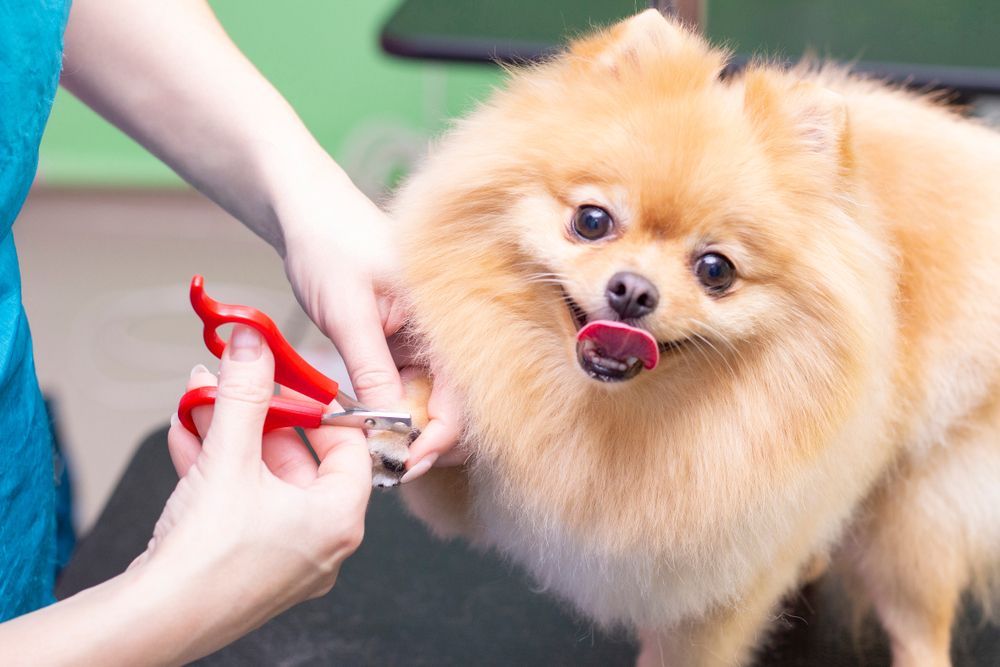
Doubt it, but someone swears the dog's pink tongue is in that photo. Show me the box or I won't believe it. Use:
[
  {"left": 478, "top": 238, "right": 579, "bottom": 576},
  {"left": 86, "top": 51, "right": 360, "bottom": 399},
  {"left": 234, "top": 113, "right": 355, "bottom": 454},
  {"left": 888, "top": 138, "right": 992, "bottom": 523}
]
[{"left": 576, "top": 320, "right": 659, "bottom": 370}]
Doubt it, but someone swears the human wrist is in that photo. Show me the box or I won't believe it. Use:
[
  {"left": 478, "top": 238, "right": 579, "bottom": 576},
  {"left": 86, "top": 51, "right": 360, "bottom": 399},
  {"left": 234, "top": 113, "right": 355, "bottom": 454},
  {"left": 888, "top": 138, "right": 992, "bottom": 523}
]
[
  {"left": 111, "top": 555, "right": 271, "bottom": 665},
  {"left": 111, "top": 558, "right": 224, "bottom": 665},
  {"left": 256, "top": 141, "right": 366, "bottom": 256}
]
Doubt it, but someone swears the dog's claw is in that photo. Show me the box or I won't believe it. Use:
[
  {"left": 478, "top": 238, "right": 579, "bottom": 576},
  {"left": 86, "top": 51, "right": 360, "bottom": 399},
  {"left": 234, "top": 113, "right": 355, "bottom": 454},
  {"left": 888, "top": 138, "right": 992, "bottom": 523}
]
[{"left": 368, "top": 428, "right": 414, "bottom": 488}]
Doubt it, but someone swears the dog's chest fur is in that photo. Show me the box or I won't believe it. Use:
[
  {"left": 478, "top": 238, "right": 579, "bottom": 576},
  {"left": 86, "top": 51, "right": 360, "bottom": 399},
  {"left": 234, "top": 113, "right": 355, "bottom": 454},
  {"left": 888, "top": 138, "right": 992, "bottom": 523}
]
[
  {"left": 473, "top": 492, "right": 733, "bottom": 627},
  {"left": 469, "top": 467, "right": 797, "bottom": 629}
]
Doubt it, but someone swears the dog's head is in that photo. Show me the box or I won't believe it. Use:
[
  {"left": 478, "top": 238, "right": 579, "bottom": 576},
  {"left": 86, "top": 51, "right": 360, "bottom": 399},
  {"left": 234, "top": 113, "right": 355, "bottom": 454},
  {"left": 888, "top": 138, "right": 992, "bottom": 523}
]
[{"left": 393, "top": 10, "right": 900, "bottom": 572}]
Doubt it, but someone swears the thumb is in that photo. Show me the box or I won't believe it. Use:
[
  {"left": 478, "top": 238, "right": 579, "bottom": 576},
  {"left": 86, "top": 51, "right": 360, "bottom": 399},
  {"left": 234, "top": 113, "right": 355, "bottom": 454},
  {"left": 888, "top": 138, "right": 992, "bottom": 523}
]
[{"left": 202, "top": 325, "right": 275, "bottom": 465}]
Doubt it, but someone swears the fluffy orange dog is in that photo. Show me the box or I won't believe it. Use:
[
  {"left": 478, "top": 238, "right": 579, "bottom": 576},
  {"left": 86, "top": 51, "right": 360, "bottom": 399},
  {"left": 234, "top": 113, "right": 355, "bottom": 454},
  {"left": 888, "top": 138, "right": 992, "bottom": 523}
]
[{"left": 378, "top": 10, "right": 1000, "bottom": 666}]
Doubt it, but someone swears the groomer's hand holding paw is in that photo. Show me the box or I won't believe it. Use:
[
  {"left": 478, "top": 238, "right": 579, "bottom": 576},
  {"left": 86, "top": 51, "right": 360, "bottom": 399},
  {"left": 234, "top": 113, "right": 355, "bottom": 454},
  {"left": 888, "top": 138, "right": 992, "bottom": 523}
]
[
  {"left": 279, "top": 169, "right": 407, "bottom": 413},
  {"left": 275, "top": 168, "right": 463, "bottom": 482},
  {"left": 402, "top": 369, "right": 466, "bottom": 483}
]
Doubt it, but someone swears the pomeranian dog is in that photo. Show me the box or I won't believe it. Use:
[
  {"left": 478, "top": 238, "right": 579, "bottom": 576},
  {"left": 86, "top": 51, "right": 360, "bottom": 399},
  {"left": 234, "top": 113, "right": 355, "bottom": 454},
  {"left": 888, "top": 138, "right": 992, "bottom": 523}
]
[{"left": 372, "top": 10, "right": 1000, "bottom": 666}]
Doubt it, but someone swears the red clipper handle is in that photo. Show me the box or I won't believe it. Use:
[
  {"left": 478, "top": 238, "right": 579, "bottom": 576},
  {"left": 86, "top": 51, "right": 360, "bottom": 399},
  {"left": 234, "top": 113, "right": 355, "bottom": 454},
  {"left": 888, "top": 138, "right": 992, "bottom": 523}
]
[
  {"left": 178, "top": 386, "right": 325, "bottom": 435},
  {"left": 189, "top": 275, "right": 339, "bottom": 405}
]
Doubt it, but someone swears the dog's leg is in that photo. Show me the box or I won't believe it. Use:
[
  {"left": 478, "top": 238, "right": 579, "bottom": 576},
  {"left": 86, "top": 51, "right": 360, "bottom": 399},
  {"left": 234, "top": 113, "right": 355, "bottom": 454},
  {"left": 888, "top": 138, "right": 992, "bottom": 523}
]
[
  {"left": 399, "top": 466, "right": 474, "bottom": 539},
  {"left": 844, "top": 473, "right": 962, "bottom": 666},
  {"left": 841, "top": 410, "right": 1000, "bottom": 667},
  {"left": 636, "top": 521, "right": 846, "bottom": 667},
  {"left": 636, "top": 566, "right": 804, "bottom": 667},
  {"left": 637, "top": 604, "right": 770, "bottom": 667}
]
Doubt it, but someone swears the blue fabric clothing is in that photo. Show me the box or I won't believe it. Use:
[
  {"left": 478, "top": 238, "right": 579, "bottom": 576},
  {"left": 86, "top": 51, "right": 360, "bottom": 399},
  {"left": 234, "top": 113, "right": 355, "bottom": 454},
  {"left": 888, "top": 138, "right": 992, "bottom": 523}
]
[{"left": 0, "top": 0, "right": 73, "bottom": 621}]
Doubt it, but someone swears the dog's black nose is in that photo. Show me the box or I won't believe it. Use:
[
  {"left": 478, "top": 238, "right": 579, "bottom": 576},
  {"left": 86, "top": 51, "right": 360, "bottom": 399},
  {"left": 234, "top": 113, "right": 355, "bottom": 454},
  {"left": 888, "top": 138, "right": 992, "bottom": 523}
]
[{"left": 606, "top": 271, "right": 659, "bottom": 319}]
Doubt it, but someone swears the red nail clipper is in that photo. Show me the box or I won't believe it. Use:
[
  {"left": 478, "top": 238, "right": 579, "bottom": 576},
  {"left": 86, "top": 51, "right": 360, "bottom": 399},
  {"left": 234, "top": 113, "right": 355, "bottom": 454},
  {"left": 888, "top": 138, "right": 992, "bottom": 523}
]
[{"left": 177, "top": 275, "right": 411, "bottom": 436}]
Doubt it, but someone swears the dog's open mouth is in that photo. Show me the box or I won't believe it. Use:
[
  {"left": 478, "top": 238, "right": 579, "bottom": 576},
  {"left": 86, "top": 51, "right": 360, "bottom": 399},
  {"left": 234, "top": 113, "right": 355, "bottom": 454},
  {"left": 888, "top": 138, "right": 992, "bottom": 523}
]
[
  {"left": 563, "top": 290, "right": 685, "bottom": 383},
  {"left": 577, "top": 321, "right": 658, "bottom": 381}
]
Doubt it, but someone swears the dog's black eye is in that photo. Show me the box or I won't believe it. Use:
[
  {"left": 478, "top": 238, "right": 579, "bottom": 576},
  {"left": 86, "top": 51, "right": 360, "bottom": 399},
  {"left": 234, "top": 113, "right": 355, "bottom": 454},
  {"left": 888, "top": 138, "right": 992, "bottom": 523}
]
[
  {"left": 694, "top": 253, "right": 736, "bottom": 294},
  {"left": 572, "top": 206, "right": 614, "bottom": 241}
]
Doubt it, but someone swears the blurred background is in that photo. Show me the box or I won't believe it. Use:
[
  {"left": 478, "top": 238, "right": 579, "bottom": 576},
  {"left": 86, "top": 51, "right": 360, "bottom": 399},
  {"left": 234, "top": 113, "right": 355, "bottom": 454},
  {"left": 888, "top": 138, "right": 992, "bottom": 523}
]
[{"left": 18, "top": 0, "right": 1000, "bottom": 532}]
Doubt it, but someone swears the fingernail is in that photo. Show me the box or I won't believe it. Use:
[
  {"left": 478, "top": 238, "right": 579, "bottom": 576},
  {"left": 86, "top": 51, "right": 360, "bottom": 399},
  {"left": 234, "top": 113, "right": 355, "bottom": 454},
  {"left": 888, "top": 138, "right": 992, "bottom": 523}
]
[
  {"left": 169, "top": 412, "right": 179, "bottom": 427},
  {"left": 229, "top": 325, "right": 262, "bottom": 361},
  {"left": 401, "top": 453, "right": 438, "bottom": 484},
  {"left": 190, "top": 363, "right": 210, "bottom": 378}
]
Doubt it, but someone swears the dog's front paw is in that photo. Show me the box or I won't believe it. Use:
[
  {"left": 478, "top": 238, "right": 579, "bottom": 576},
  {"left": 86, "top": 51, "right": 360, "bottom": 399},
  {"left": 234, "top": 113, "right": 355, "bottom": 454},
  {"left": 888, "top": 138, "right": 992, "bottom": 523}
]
[{"left": 368, "top": 427, "right": 420, "bottom": 488}]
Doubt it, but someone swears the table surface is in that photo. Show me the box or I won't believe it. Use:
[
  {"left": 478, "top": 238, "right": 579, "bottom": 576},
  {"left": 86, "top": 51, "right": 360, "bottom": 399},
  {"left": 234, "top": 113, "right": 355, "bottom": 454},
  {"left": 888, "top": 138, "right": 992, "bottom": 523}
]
[{"left": 57, "top": 426, "right": 1000, "bottom": 665}]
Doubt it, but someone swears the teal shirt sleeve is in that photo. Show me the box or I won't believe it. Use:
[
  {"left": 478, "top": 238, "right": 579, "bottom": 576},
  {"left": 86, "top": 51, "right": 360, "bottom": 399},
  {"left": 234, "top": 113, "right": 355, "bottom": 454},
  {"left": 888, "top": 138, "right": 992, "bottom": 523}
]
[{"left": 0, "top": 0, "right": 73, "bottom": 620}]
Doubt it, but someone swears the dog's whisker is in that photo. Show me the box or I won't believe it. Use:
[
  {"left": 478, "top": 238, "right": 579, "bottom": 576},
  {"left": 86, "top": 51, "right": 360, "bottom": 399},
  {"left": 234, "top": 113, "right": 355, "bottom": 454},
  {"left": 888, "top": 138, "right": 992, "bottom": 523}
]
[
  {"left": 689, "top": 318, "right": 748, "bottom": 372},
  {"left": 688, "top": 328, "right": 738, "bottom": 376}
]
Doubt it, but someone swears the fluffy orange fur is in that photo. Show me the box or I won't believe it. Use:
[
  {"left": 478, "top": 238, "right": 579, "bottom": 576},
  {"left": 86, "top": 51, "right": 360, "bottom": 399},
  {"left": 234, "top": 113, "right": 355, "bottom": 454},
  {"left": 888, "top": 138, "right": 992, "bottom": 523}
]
[{"left": 386, "top": 10, "right": 1000, "bottom": 666}]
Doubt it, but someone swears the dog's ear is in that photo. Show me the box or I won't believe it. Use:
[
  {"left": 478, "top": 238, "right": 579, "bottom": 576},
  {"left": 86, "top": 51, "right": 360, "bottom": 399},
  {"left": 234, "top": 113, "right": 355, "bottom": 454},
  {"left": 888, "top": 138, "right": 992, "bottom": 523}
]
[
  {"left": 569, "top": 9, "right": 723, "bottom": 84},
  {"left": 744, "top": 69, "right": 850, "bottom": 165},
  {"left": 571, "top": 10, "right": 687, "bottom": 64}
]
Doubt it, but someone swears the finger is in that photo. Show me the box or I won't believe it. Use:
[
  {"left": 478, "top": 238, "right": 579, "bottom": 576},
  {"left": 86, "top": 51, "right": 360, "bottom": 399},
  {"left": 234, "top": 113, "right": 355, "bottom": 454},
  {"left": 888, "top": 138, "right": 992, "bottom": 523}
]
[
  {"left": 185, "top": 364, "right": 219, "bottom": 439},
  {"left": 167, "top": 413, "right": 201, "bottom": 477},
  {"left": 307, "top": 424, "right": 372, "bottom": 492},
  {"left": 261, "top": 429, "right": 318, "bottom": 488},
  {"left": 322, "top": 293, "right": 404, "bottom": 410},
  {"left": 278, "top": 383, "right": 371, "bottom": 490},
  {"left": 401, "top": 418, "right": 464, "bottom": 483},
  {"left": 275, "top": 384, "right": 360, "bottom": 478},
  {"left": 306, "top": 424, "right": 373, "bottom": 558},
  {"left": 421, "top": 420, "right": 468, "bottom": 466},
  {"left": 202, "top": 325, "right": 275, "bottom": 465},
  {"left": 404, "top": 376, "right": 462, "bottom": 472},
  {"left": 169, "top": 363, "right": 218, "bottom": 475}
]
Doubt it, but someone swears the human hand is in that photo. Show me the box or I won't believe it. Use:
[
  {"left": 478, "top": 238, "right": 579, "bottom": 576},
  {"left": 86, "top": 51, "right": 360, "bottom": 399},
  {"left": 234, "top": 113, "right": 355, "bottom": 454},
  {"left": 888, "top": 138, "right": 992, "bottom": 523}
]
[
  {"left": 379, "top": 331, "right": 466, "bottom": 482},
  {"left": 276, "top": 170, "right": 462, "bottom": 481},
  {"left": 280, "top": 172, "right": 405, "bottom": 409},
  {"left": 135, "top": 325, "right": 371, "bottom": 658},
  {"left": 398, "top": 366, "right": 466, "bottom": 484}
]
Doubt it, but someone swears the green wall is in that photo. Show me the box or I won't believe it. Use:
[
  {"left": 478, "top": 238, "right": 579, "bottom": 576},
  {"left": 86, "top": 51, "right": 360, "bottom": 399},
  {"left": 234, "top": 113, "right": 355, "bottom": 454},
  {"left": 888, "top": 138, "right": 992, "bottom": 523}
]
[{"left": 38, "top": 0, "right": 502, "bottom": 191}]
